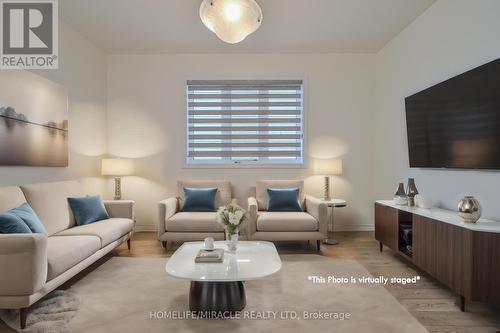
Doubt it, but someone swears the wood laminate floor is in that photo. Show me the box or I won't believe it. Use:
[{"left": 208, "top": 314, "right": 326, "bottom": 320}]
[{"left": 113, "top": 231, "right": 500, "bottom": 333}]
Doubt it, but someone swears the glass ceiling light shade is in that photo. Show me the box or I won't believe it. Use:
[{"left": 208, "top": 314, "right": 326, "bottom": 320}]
[{"left": 200, "top": 0, "right": 263, "bottom": 44}]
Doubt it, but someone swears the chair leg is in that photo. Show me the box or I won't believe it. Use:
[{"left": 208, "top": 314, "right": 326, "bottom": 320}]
[
  {"left": 20, "top": 307, "right": 27, "bottom": 329},
  {"left": 127, "top": 239, "right": 131, "bottom": 250},
  {"left": 162, "top": 241, "right": 167, "bottom": 249},
  {"left": 316, "top": 240, "right": 321, "bottom": 251}
]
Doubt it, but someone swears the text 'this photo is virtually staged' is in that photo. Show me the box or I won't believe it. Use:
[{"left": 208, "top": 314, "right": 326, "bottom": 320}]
[{"left": 0, "top": 0, "right": 499, "bottom": 332}]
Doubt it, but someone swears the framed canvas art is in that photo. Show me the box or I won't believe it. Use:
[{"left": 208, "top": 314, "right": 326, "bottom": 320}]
[{"left": 0, "top": 70, "right": 68, "bottom": 166}]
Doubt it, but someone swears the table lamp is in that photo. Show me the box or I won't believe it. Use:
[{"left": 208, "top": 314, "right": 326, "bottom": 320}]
[
  {"left": 101, "top": 158, "right": 134, "bottom": 200},
  {"left": 313, "top": 159, "right": 343, "bottom": 201}
]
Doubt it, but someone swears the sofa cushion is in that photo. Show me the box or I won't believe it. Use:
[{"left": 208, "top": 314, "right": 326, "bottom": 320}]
[
  {"left": 21, "top": 180, "right": 85, "bottom": 235},
  {"left": 67, "top": 195, "right": 109, "bottom": 226},
  {"left": 256, "top": 180, "right": 305, "bottom": 211},
  {"left": 55, "top": 218, "right": 134, "bottom": 247},
  {"left": 0, "top": 186, "right": 27, "bottom": 212},
  {"left": 166, "top": 212, "right": 224, "bottom": 232},
  {"left": 178, "top": 180, "right": 231, "bottom": 208},
  {"left": 256, "top": 212, "right": 318, "bottom": 232},
  {"left": 47, "top": 236, "right": 101, "bottom": 281}
]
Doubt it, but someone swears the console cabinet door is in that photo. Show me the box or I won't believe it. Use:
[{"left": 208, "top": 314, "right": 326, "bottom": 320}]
[
  {"left": 375, "top": 204, "right": 398, "bottom": 250},
  {"left": 435, "top": 223, "right": 472, "bottom": 297},
  {"left": 414, "top": 215, "right": 472, "bottom": 298},
  {"left": 472, "top": 231, "right": 500, "bottom": 305},
  {"left": 413, "top": 215, "right": 437, "bottom": 277}
]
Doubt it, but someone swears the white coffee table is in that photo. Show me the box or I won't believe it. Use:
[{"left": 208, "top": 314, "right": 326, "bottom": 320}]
[{"left": 166, "top": 241, "right": 281, "bottom": 312}]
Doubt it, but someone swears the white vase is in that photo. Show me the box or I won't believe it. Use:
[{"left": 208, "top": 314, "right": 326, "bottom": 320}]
[{"left": 415, "top": 194, "right": 431, "bottom": 209}]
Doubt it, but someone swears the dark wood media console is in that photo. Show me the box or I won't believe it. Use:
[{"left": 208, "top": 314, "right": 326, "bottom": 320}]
[{"left": 375, "top": 201, "right": 500, "bottom": 311}]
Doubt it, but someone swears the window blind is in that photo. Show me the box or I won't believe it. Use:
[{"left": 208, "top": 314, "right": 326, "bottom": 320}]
[{"left": 186, "top": 80, "right": 304, "bottom": 165}]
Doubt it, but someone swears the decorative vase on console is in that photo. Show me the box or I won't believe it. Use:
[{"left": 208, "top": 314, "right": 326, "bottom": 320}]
[
  {"left": 406, "top": 178, "right": 418, "bottom": 207},
  {"left": 217, "top": 203, "right": 247, "bottom": 253},
  {"left": 458, "top": 196, "right": 482, "bottom": 223},
  {"left": 415, "top": 194, "right": 431, "bottom": 209},
  {"left": 393, "top": 183, "right": 408, "bottom": 205}
]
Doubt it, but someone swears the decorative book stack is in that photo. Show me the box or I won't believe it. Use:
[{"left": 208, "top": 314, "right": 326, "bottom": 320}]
[{"left": 194, "top": 249, "right": 224, "bottom": 263}]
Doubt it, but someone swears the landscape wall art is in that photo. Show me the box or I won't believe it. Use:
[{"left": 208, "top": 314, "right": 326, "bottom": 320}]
[{"left": 0, "top": 70, "right": 68, "bottom": 167}]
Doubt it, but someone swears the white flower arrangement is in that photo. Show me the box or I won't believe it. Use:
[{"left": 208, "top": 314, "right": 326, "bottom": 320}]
[{"left": 216, "top": 203, "right": 247, "bottom": 236}]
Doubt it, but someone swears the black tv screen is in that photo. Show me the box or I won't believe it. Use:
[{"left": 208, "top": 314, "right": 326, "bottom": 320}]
[{"left": 405, "top": 58, "right": 500, "bottom": 169}]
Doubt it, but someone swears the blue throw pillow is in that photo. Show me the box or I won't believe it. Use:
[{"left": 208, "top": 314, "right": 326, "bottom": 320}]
[
  {"left": 182, "top": 187, "right": 217, "bottom": 212},
  {"left": 267, "top": 188, "right": 303, "bottom": 212},
  {"left": 11, "top": 203, "right": 47, "bottom": 234},
  {"left": 68, "top": 195, "right": 110, "bottom": 226},
  {"left": 0, "top": 211, "right": 32, "bottom": 234}
]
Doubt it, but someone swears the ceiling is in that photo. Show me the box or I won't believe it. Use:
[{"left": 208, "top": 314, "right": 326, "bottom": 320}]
[{"left": 60, "top": 0, "right": 435, "bottom": 54}]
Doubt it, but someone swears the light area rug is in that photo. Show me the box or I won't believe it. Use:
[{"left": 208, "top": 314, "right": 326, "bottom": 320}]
[
  {"left": 1, "top": 255, "right": 428, "bottom": 333},
  {"left": 0, "top": 290, "right": 79, "bottom": 333}
]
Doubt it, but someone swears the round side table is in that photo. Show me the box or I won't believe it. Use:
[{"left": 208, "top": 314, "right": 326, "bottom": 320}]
[{"left": 322, "top": 199, "right": 347, "bottom": 245}]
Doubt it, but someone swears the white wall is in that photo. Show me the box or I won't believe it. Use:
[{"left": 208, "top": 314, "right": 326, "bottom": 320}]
[
  {"left": 0, "top": 21, "right": 108, "bottom": 193},
  {"left": 106, "top": 54, "right": 375, "bottom": 231},
  {"left": 375, "top": 0, "right": 500, "bottom": 220},
  {"left": 8, "top": 0, "right": 498, "bottom": 231}
]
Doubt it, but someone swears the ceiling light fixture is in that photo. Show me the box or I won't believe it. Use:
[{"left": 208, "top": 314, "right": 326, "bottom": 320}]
[{"left": 199, "top": 0, "right": 263, "bottom": 44}]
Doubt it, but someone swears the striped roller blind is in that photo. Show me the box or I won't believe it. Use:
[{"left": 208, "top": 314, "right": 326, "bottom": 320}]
[{"left": 186, "top": 80, "right": 304, "bottom": 165}]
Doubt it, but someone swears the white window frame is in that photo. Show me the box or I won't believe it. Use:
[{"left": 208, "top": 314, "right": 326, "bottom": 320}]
[{"left": 184, "top": 78, "right": 307, "bottom": 169}]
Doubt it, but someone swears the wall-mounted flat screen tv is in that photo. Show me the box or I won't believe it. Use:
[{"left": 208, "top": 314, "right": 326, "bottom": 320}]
[{"left": 405, "top": 58, "right": 500, "bottom": 169}]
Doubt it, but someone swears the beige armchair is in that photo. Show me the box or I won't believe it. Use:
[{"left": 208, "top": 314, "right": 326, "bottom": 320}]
[
  {"left": 158, "top": 180, "right": 234, "bottom": 248},
  {"left": 247, "top": 180, "right": 328, "bottom": 250}
]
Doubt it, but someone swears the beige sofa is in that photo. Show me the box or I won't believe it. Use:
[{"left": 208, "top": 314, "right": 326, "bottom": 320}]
[
  {"left": 0, "top": 180, "right": 134, "bottom": 328},
  {"left": 158, "top": 180, "right": 233, "bottom": 247},
  {"left": 247, "top": 180, "right": 328, "bottom": 250}
]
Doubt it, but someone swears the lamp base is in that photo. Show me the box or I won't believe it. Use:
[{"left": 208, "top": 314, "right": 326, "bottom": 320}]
[
  {"left": 323, "top": 176, "right": 331, "bottom": 201},
  {"left": 114, "top": 177, "right": 122, "bottom": 200}
]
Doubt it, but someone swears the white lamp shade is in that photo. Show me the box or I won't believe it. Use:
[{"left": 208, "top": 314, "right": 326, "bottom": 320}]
[
  {"left": 101, "top": 159, "right": 134, "bottom": 176},
  {"left": 313, "top": 159, "right": 343, "bottom": 175},
  {"left": 200, "top": 0, "right": 262, "bottom": 44}
]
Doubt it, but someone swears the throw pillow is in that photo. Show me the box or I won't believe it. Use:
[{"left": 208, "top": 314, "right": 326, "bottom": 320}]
[
  {"left": 11, "top": 202, "right": 48, "bottom": 234},
  {"left": 0, "top": 211, "right": 32, "bottom": 234},
  {"left": 267, "top": 187, "right": 303, "bottom": 212},
  {"left": 0, "top": 202, "right": 47, "bottom": 234},
  {"left": 182, "top": 187, "right": 218, "bottom": 212},
  {"left": 67, "top": 195, "right": 110, "bottom": 226}
]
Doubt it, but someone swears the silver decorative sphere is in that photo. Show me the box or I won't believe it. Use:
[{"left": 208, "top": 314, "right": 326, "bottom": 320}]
[{"left": 458, "top": 196, "right": 482, "bottom": 223}]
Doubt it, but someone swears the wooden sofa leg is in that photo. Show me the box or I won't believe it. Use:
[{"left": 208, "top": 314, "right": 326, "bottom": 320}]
[
  {"left": 127, "top": 239, "right": 131, "bottom": 250},
  {"left": 316, "top": 240, "right": 321, "bottom": 251},
  {"left": 162, "top": 241, "right": 167, "bottom": 249},
  {"left": 20, "top": 307, "right": 27, "bottom": 329}
]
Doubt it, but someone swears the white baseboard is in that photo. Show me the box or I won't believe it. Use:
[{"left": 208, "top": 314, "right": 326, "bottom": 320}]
[
  {"left": 134, "top": 225, "right": 157, "bottom": 232},
  {"left": 134, "top": 224, "right": 374, "bottom": 233},
  {"left": 334, "top": 224, "right": 374, "bottom": 232}
]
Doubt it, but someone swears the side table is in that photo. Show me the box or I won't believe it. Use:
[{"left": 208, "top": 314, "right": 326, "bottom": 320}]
[{"left": 322, "top": 199, "right": 347, "bottom": 245}]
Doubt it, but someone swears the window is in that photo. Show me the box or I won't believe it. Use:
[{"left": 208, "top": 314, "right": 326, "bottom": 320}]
[{"left": 186, "top": 80, "right": 304, "bottom": 166}]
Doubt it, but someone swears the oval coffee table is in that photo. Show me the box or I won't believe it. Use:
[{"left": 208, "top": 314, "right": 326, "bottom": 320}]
[{"left": 166, "top": 241, "right": 282, "bottom": 312}]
